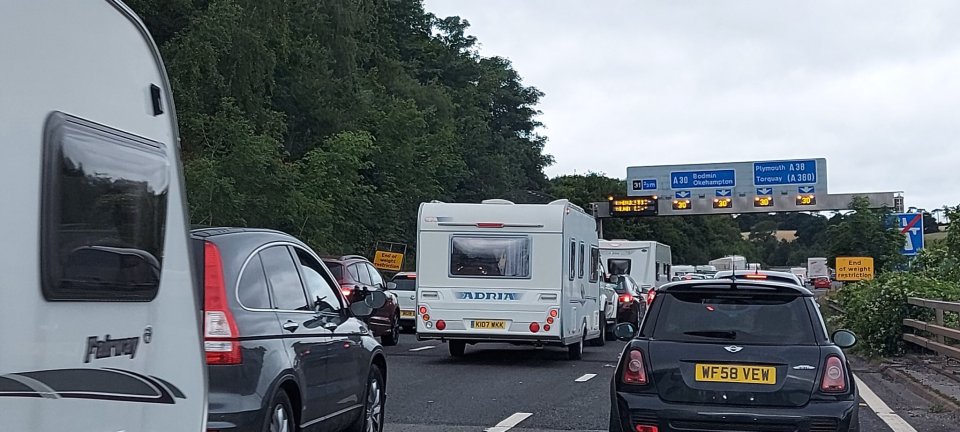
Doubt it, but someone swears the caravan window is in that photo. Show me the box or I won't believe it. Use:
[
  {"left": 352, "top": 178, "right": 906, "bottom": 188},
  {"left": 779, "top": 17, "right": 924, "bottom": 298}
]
[
  {"left": 656, "top": 263, "right": 661, "bottom": 281},
  {"left": 450, "top": 236, "right": 530, "bottom": 278},
  {"left": 578, "top": 242, "right": 585, "bottom": 279},
  {"left": 41, "top": 112, "right": 168, "bottom": 301},
  {"left": 568, "top": 239, "right": 576, "bottom": 281},
  {"left": 589, "top": 246, "right": 599, "bottom": 283},
  {"left": 608, "top": 258, "right": 631, "bottom": 276}
]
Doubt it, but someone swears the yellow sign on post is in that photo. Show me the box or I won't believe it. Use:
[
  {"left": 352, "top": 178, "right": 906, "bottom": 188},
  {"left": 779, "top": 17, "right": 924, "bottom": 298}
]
[
  {"left": 373, "top": 251, "right": 404, "bottom": 272},
  {"left": 835, "top": 257, "right": 874, "bottom": 281}
]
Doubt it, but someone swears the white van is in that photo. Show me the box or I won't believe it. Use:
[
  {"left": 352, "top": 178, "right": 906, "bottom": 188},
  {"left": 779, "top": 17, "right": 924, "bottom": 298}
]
[
  {"left": 0, "top": 1, "right": 207, "bottom": 430},
  {"left": 416, "top": 199, "right": 604, "bottom": 359},
  {"left": 600, "top": 240, "right": 673, "bottom": 290}
]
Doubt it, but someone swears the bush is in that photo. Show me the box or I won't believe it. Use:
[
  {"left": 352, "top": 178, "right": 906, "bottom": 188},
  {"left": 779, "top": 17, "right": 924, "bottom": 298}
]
[{"left": 829, "top": 273, "right": 960, "bottom": 357}]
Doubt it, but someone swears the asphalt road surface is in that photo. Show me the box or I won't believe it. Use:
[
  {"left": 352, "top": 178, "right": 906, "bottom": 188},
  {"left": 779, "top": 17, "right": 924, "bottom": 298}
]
[{"left": 381, "top": 333, "right": 959, "bottom": 432}]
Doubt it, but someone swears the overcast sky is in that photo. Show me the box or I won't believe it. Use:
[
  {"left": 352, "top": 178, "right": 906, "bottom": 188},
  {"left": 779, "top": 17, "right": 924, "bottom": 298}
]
[{"left": 424, "top": 0, "right": 960, "bottom": 211}]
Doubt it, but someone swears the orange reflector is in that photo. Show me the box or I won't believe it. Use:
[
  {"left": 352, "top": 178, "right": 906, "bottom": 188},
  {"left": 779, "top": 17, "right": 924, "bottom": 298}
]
[{"left": 422, "top": 314, "right": 430, "bottom": 321}]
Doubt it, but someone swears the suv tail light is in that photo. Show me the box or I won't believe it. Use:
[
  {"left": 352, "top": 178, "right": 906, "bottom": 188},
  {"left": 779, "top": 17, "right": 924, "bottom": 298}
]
[
  {"left": 620, "top": 294, "right": 633, "bottom": 303},
  {"left": 622, "top": 349, "right": 648, "bottom": 385},
  {"left": 820, "top": 355, "right": 847, "bottom": 393},
  {"left": 645, "top": 290, "right": 656, "bottom": 306},
  {"left": 203, "top": 242, "right": 242, "bottom": 365}
]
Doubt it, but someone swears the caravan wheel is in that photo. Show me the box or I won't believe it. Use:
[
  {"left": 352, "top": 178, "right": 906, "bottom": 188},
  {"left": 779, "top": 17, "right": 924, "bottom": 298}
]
[{"left": 567, "top": 327, "right": 585, "bottom": 360}]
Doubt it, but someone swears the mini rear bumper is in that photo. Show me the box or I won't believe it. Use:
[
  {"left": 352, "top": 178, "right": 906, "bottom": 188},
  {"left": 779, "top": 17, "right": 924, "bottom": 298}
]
[{"left": 612, "top": 390, "right": 858, "bottom": 432}]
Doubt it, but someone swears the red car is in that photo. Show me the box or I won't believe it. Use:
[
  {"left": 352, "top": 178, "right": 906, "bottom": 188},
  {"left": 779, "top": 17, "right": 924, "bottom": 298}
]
[
  {"left": 814, "top": 277, "right": 832, "bottom": 289},
  {"left": 322, "top": 255, "right": 401, "bottom": 346}
]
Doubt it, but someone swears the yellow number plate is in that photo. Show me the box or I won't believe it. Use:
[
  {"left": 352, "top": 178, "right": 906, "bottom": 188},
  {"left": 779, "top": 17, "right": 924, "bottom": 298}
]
[
  {"left": 400, "top": 310, "right": 415, "bottom": 318},
  {"left": 695, "top": 364, "right": 777, "bottom": 385},
  {"left": 471, "top": 320, "right": 507, "bottom": 330}
]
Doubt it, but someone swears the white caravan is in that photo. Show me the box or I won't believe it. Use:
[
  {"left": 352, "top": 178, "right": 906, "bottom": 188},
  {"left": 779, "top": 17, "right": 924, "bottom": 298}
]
[
  {"left": 599, "top": 240, "right": 673, "bottom": 289},
  {"left": 670, "top": 264, "right": 697, "bottom": 280},
  {"left": 0, "top": 1, "right": 207, "bottom": 430},
  {"left": 709, "top": 255, "right": 748, "bottom": 271},
  {"left": 416, "top": 199, "right": 603, "bottom": 359}
]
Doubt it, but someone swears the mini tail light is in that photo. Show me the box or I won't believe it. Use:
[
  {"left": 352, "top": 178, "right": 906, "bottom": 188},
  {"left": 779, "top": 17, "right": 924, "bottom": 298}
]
[
  {"left": 436, "top": 320, "right": 446, "bottom": 331},
  {"left": 203, "top": 242, "right": 241, "bottom": 365},
  {"left": 820, "top": 356, "right": 847, "bottom": 393},
  {"left": 529, "top": 322, "right": 540, "bottom": 333},
  {"left": 550, "top": 309, "right": 559, "bottom": 318},
  {"left": 635, "top": 425, "right": 658, "bottom": 432},
  {"left": 622, "top": 349, "right": 648, "bottom": 385}
]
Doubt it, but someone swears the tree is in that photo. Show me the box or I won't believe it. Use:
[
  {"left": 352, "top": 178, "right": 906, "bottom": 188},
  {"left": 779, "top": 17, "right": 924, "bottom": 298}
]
[{"left": 826, "top": 197, "right": 906, "bottom": 271}]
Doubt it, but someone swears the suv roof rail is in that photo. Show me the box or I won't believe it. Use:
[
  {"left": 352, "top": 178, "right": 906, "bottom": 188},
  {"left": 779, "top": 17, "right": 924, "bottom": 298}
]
[{"left": 339, "top": 254, "right": 369, "bottom": 261}]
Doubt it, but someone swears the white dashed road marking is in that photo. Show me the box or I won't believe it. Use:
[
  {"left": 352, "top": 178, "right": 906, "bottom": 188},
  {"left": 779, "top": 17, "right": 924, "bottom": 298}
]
[
  {"left": 485, "top": 412, "right": 533, "bottom": 432},
  {"left": 409, "top": 345, "right": 437, "bottom": 352},
  {"left": 575, "top": 373, "right": 598, "bottom": 382}
]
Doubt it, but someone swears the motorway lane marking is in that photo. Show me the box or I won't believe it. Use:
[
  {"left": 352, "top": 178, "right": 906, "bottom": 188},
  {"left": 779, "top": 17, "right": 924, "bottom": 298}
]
[
  {"left": 485, "top": 412, "right": 532, "bottom": 432},
  {"left": 409, "top": 345, "right": 437, "bottom": 352},
  {"left": 575, "top": 373, "right": 598, "bottom": 382},
  {"left": 854, "top": 375, "right": 918, "bottom": 432}
]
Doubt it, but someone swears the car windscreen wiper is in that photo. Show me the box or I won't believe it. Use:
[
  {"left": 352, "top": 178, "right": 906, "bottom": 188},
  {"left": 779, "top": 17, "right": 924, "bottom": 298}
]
[{"left": 683, "top": 330, "right": 737, "bottom": 340}]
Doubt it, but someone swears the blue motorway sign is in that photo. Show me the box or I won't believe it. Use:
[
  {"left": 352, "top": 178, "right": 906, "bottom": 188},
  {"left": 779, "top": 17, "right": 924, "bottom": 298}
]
[
  {"left": 754, "top": 160, "right": 817, "bottom": 186},
  {"left": 670, "top": 169, "right": 736, "bottom": 189},
  {"left": 895, "top": 213, "right": 925, "bottom": 256}
]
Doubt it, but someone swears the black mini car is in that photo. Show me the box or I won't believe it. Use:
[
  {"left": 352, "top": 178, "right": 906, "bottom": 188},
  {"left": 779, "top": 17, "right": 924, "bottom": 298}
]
[{"left": 610, "top": 279, "right": 859, "bottom": 432}]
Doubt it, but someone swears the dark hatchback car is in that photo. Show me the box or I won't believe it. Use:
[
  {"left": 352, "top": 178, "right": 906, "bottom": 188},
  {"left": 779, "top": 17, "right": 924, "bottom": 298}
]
[
  {"left": 609, "top": 274, "right": 648, "bottom": 327},
  {"left": 193, "top": 228, "right": 388, "bottom": 432},
  {"left": 323, "top": 255, "right": 401, "bottom": 346},
  {"left": 610, "top": 279, "right": 859, "bottom": 432}
]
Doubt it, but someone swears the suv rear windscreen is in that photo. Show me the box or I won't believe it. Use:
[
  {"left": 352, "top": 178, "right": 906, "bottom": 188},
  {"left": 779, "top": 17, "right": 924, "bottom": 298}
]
[
  {"left": 391, "top": 278, "right": 416, "bottom": 291},
  {"left": 652, "top": 292, "right": 817, "bottom": 345},
  {"left": 325, "top": 262, "right": 344, "bottom": 280}
]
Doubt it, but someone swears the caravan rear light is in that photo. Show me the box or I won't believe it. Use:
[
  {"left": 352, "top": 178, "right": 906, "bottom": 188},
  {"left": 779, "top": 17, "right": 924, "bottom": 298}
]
[
  {"left": 550, "top": 309, "right": 559, "bottom": 318},
  {"left": 476, "top": 222, "right": 504, "bottom": 228},
  {"left": 422, "top": 314, "right": 431, "bottom": 321},
  {"left": 203, "top": 242, "right": 241, "bottom": 365},
  {"left": 544, "top": 324, "right": 551, "bottom": 331},
  {"left": 419, "top": 306, "right": 428, "bottom": 315},
  {"left": 436, "top": 320, "right": 446, "bottom": 331},
  {"left": 622, "top": 349, "right": 648, "bottom": 385},
  {"left": 546, "top": 317, "right": 554, "bottom": 324},
  {"left": 529, "top": 322, "right": 541, "bottom": 333}
]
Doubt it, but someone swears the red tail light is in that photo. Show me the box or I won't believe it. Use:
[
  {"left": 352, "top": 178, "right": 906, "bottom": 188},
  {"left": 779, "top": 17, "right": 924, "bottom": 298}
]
[
  {"left": 645, "top": 290, "right": 656, "bottom": 306},
  {"left": 622, "top": 349, "right": 648, "bottom": 385},
  {"left": 203, "top": 242, "right": 242, "bottom": 365},
  {"left": 436, "top": 320, "right": 446, "bottom": 331},
  {"left": 529, "top": 322, "right": 541, "bottom": 333},
  {"left": 635, "top": 426, "right": 659, "bottom": 432},
  {"left": 341, "top": 287, "right": 352, "bottom": 298},
  {"left": 745, "top": 274, "right": 768, "bottom": 280},
  {"left": 820, "top": 356, "right": 847, "bottom": 393},
  {"left": 620, "top": 294, "right": 633, "bottom": 303}
]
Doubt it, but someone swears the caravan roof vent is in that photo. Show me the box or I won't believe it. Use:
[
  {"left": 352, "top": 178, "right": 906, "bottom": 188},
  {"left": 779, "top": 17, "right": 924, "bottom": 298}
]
[
  {"left": 481, "top": 199, "right": 515, "bottom": 205},
  {"left": 548, "top": 199, "right": 570, "bottom": 206}
]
